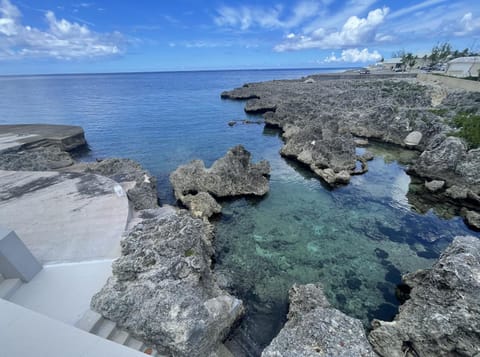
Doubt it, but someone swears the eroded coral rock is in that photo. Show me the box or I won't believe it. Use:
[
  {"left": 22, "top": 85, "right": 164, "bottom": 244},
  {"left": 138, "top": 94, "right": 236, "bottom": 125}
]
[
  {"left": 369, "top": 236, "right": 480, "bottom": 357},
  {"left": 424, "top": 179, "right": 445, "bottom": 192},
  {"left": 82, "top": 158, "right": 158, "bottom": 210},
  {"left": 170, "top": 145, "right": 270, "bottom": 218},
  {"left": 91, "top": 209, "right": 243, "bottom": 356},
  {"left": 262, "top": 283, "right": 377, "bottom": 357}
]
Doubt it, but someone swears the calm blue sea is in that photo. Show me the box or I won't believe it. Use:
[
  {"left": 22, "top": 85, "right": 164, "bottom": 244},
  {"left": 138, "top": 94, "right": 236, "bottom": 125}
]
[
  {"left": 0, "top": 68, "right": 336, "bottom": 202},
  {"left": 0, "top": 68, "right": 478, "bottom": 354}
]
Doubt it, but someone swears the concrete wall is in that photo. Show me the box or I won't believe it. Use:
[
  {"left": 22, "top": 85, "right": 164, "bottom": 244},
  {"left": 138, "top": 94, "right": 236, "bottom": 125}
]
[
  {"left": 310, "top": 73, "right": 417, "bottom": 81},
  {"left": 0, "top": 228, "right": 42, "bottom": 282},
  {"left": 418, "top": 73, "right": 480, "bottom": 92}
]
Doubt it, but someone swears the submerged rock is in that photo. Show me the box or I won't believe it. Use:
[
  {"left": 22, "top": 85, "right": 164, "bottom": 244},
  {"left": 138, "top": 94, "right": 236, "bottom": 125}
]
[
  {"left": 91, "top": 209, "right": 243, "bottom": 356},
  {"left": 368, "top": 236, "right": 480, "bottom": 357},
  {"left": 262, "top": 283, "right": 377, "bottom": 357},
  {"left": 170, "top": 145, "right": 270, "bottom": 218}
]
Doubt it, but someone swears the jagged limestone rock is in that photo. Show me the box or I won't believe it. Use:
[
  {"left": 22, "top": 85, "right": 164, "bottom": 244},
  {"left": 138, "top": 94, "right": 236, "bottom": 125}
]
[
  {"left": 170, "top": 145, "right": 270, "bottom": 218},
  {"left": 424, "top": 180, "right": 445, "bottom": 192},
  {"left": 91, "top": 209, "right": 243, "bottom": 356},
  {"left": 262, "top": 283, "right": 377, "bottom": 357},
  {"left": 0, "top": 146, "right": 74, "bottom": 170},
  {"left": 369, "top": 236, "right": 480, "bottom": 357},
  {"left": 84, "top": 158, "right": 159, "bottom": 210}
]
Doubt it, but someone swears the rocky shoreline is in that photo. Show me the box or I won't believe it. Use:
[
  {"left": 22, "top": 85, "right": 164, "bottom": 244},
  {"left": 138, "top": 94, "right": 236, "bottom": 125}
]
[
  {"left": 1, "top": 72, "right": 480, "bottom": 357},
  {"left": 221, "top": 76, "right": 480, "bottom": 229}
]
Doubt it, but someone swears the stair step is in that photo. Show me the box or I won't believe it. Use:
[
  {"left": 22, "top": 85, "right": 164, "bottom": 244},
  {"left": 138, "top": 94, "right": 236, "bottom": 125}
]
[
  {"left": 0, "top": 278, "right": 22, "bottom": 300},
  {"left": 75, "top": 310, "right": 103, "bottom": 332},
  {"left": 125, "top": 337, "right": 144, "bottom": 350},
  {"left": 93, "top": 318, "right": 116, "bottom": 339},
  {"left": 216, "top": 344, "right": 235, "bottom": 357},
  {"left": 108, "top": 328, "right": 129, "bottom": 345}
]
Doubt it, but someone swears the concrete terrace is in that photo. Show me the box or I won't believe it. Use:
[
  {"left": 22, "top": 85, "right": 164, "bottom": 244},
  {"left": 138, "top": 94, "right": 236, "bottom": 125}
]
[
  {"left": 0, "top": 124, "right": 146, "bottom": 356},
  {"left": 0, "top": 170, "right": 129, "bottom": 263},
  {"left": 0, "top": 124, "right": 86, "bottom": 152}
]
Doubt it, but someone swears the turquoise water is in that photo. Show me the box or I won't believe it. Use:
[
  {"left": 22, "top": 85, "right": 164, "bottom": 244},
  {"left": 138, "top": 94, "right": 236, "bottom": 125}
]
[{"left": 0, "top": 70, "right": 478, "bottom": 355}]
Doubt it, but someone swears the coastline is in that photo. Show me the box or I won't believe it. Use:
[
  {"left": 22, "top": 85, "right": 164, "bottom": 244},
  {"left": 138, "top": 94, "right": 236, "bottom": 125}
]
[{"left": 1, "top": 71, "right": 480, "bottom": 356}]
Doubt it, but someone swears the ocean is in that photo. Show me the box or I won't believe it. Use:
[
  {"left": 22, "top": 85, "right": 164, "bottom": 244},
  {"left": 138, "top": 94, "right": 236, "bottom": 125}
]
[{"left": 0, "top": 68, "right": 478, "bottom": 355}]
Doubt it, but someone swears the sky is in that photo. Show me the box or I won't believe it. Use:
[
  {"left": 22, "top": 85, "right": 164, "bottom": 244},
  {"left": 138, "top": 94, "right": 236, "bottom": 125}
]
[{"left": 0, "top": 0, "right": 479, "bottom": 74}]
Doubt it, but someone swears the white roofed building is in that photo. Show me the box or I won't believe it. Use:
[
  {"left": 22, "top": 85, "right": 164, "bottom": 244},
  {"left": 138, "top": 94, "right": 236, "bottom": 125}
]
[{"left": 446, "top": 57, "right": 480, "bottom": 78}]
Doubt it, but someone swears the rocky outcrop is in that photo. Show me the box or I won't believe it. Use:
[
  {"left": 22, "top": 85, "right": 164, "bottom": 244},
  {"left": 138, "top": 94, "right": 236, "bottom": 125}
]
[
  {"left": 222, "top": 77, "right": 461, "bottom": 187},
  {"left": 170, "top": 145, "right": 270, "bottom": 218},
  {"left": 424, "top": 179, "right": 445, "bottom": 192},
  {"left": 244, "top": 99, "right": 277, "bottom": 114},
  {"left": 411, "top": 136, "right": 480, "bottom": 210},
  {"left": 368, "top": 236, "right": 480, "bottom": 357},
  {"left": 222, "top": 77, "right": 480, "bottom": 196},
  {"left": 0, "top": 146, "right": 75, "bottom": 171},
  {"left": 404, "top": 131, "right": 423, "bottom": 147},
  {"left": 262, "top": 283, "right": 377, "bottom": 357},
  {"left": 280, "top": 120, "right": 356, "bottom": 185},
  {"left": 82, "top": 158, "right": 159, "bottom": 210},
  {"left": 182, "top": 192, "right": 222, "bottom": 219},
  {"left": 413, "top": 136, "right": 467, "bottom": 182},
  {"left": 463, "top": 210, "right": 480, "bottom": 231},
  {"left": 91, "top": 208, "right": 244, "bottom": 357}
]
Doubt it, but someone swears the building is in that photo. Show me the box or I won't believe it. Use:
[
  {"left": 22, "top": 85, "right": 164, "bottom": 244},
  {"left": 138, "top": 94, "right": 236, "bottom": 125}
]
[
  {"left": 446, "top": 56, "right": 480, "bottom": 78},
  {"left": 377, "top": 58, "right": 404, "bottom": 71}
]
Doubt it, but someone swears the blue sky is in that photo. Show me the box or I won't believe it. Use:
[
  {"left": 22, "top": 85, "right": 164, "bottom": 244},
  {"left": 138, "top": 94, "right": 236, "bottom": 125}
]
[{"left": 1, "top": 0, "right": 479, "bottom": 74}]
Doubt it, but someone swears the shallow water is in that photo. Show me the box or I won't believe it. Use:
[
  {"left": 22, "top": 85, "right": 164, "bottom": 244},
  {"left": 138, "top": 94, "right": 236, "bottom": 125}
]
[
  {"left": 0, "top": 70, "right": 478, "bottom": 355},
  {"left": 214, "top": 138, "right": 478, "bottom": 353}
]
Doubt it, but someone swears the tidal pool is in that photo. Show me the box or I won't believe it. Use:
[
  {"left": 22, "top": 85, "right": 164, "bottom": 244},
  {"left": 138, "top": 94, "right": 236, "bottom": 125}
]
[{"left": 213, "top": 133, "right": 479, "bottom": 355}]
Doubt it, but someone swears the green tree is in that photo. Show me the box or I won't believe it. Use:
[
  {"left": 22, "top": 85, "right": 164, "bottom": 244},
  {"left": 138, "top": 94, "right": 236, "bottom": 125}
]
[{"left": 401, "top": 52, "right": 417, "bottom": 69}]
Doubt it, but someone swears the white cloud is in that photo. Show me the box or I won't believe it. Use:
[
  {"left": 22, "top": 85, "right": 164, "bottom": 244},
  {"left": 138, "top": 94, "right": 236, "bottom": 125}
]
[
  {"left": 388, "top": 0, "right": 448, "bottom": 19},
  {"left": 0, "top": 0, "right": 124, "bottom": 60},
  {"left": 324, "top": 48, "right": 382, "bottom": 63},
  {"left": 275, "top": 7, "right": 389, "bottom": 51},
  {"left": 455, "top": 12, "right": 480, "bottom": 36},
  {"left": 214, "top": 1, "right": 321, "bottom": 30}
]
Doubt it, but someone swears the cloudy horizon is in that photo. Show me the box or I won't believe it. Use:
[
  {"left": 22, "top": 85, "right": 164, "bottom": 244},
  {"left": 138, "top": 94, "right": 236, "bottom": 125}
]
[{"left": 0, "top": 0, "right": 479, "bottom": 74}]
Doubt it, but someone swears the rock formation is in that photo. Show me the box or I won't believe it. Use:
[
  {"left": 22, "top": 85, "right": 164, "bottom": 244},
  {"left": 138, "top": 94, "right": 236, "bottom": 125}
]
[
  {"left": 222, "top": 76, "right": 480, "bottom": 211},
  {"left": 368, "top": 236, "right": 480, "bottom": 357},
  {"left": 0, "top": 146, "right": 75, "bottom": 171},
  {"left": 91, "top": 208, "right": 244, "bottom": 357},
  {"left": 170, "top": 145, "right": 270, "bottom": 219},
  {"left": 262, "top": 283, "right": 377, "bottom": 357},
  {"left": 82, "top": 158, "right": 159, "bottom": 210},
  {"left": 279, "top": 120, "right": 356, "bottom": 185}
]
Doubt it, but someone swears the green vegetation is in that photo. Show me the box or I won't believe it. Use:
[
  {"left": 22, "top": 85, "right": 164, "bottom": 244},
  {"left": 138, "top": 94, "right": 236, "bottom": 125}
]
[
  {"left": 428, "top": 108, "right": 448, "bottom": 116},
  {"left": 392, "top": 42, "right": 479, "bottom": 70},
  {"left": 451, "top": 112, "right": 480, "bottom": 148},
  {"left": 184, "top": 248, "right": 195, "bottom": 257}
]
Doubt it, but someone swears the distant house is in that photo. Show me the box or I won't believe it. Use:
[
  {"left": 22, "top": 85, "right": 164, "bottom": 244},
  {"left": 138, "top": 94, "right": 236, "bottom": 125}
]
[
  {"left": 446, "top": 56, "right": 480, "bottom": 78},
  {"left": 378, "top": 58, "right": 404, "bottom": 71}
]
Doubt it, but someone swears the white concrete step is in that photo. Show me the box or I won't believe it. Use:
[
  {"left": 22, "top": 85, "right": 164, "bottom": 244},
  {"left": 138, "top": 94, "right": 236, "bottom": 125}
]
[
  {"left": 108, "top": 328, "right": 129, "bottom": 345},
  {"left": 76, "top": 309, "right": 163, "bottom": 356},
  {"left": 125, "top": 336, "right": 144, "bottom": 351},
  {"left": 0, "top": 278, "right": 22, "bottom": 300},
  {"left": 75, "top": 309, "right": 103, "bottom": 332},
  {"left": 94, "top": 318, "right": 116, "bottom": 339}
]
